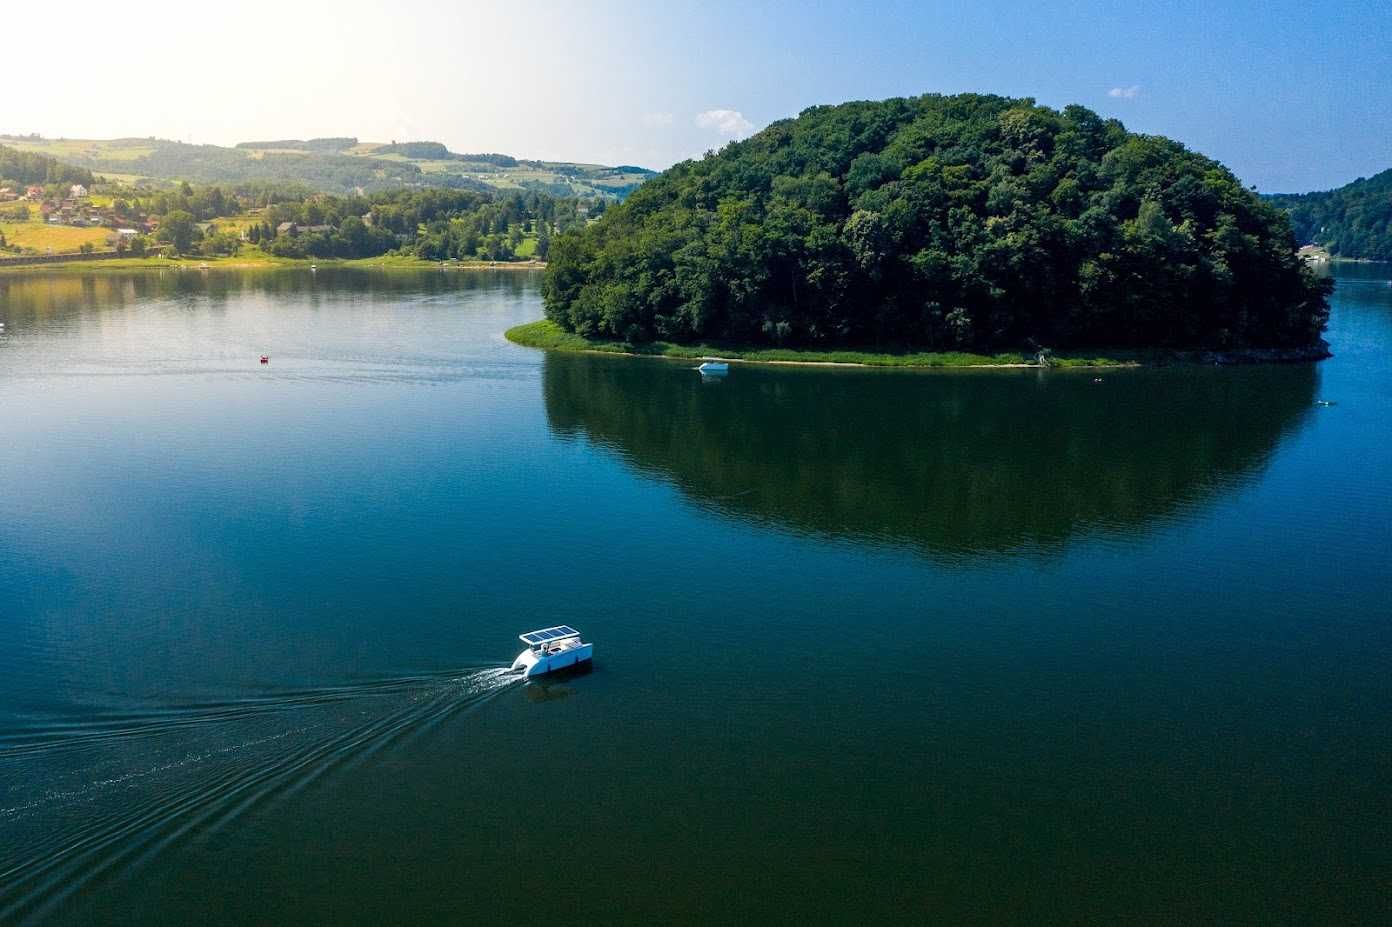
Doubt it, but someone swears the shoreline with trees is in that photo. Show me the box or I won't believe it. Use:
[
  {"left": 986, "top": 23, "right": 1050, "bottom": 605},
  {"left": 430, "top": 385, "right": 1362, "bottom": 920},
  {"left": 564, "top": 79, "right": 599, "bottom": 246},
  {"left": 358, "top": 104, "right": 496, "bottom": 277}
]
[{"left": 2, "top": 143, "right": 595, "bottom": 269}]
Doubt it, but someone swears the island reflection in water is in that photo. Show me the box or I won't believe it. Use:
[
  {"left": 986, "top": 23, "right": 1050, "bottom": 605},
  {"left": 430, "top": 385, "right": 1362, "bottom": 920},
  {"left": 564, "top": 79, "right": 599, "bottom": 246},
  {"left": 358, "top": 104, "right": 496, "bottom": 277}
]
[{"left": 544, "top": 352, "right": 1317, "bottom": 558}]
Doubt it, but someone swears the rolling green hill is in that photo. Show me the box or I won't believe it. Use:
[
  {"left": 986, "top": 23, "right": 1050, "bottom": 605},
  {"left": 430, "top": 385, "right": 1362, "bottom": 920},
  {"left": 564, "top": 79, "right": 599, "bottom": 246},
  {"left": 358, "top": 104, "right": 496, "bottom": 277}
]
[
  {"left": 0, "top": 134, "right": 654, "bottom": 199},
  {"left": 1266, "top": 169, "right": 1392, "bottom": 261}
]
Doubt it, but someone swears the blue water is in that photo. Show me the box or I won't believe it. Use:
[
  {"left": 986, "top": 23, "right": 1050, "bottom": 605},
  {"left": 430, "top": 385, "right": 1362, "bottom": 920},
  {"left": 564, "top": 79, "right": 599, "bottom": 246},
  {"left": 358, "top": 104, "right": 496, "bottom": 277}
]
[{"left": 0, "top": 266, "right": 1388, "bottom": 923}]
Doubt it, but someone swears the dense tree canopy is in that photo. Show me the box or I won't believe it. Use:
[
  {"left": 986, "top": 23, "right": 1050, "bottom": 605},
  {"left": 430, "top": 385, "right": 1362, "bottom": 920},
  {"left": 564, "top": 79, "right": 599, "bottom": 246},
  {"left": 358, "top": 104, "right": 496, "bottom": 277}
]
[
  {"left": 1267, "top": 168, "right": 1392, "bottom": 261},
  {"left": 372, "top": 141, "right": 452, "bottom": 159},
  {"left": 0, "top": 144, "right": 94, "bottom": 187},
  {"left": 253, "top": 187, "right": 578, "bottom": 261},
  {"left": 544, "top": 93, "right": 1329, "bottom": 352}
]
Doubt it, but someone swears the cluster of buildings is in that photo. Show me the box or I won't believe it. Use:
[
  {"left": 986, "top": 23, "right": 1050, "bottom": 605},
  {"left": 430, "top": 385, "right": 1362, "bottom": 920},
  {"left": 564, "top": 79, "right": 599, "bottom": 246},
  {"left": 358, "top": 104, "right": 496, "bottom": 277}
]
[
  {"left": 274, "top": 221, "right": 336, "bottom": 236},
  {"left": 0, "top": 184, "right": 41, "bottom": 205},
  {"left": 0, "top": 183, "right": 157, "bottom": 237}
]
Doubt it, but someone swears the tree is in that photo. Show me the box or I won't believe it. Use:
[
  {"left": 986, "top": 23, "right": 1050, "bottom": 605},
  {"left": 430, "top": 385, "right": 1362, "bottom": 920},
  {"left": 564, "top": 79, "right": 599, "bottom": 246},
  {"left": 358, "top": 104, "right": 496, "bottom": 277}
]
[
  {"left": 337, "top": 215, "right": 370, "bottom": 256},
  {"left": 157, "top": 210, "right": 199, "bottom": 254}
]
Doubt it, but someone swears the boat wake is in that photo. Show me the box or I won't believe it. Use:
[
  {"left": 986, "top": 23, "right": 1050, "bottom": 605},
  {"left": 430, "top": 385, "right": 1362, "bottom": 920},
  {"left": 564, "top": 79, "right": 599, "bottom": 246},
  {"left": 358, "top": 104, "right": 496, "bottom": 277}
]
[{"left": 0, "top": 666, "right": 518, "bottom": 923}]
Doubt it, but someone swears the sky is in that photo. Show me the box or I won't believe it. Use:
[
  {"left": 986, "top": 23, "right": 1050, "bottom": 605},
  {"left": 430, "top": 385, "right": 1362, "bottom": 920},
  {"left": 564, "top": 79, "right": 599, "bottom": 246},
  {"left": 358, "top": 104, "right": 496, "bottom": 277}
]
[{"left": 5, "top": 0, "right": 1389, "bottom": 192}]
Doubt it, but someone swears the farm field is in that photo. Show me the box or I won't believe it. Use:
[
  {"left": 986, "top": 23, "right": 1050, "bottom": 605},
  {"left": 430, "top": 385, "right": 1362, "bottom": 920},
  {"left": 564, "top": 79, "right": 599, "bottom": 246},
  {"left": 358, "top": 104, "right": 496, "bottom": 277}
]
[
  {"left": 0, "top": 219, "right": 113, "bottom": 253},
  {"left": 204, "top": 212, "right": 265, "bottom": 235}
]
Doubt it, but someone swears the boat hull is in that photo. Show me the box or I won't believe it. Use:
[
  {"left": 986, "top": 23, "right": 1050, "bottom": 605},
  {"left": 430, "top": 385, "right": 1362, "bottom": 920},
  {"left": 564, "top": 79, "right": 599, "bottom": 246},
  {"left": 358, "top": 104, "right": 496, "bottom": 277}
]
[{"left": 512, "top": 643, "right": 594, "bottom": 678}]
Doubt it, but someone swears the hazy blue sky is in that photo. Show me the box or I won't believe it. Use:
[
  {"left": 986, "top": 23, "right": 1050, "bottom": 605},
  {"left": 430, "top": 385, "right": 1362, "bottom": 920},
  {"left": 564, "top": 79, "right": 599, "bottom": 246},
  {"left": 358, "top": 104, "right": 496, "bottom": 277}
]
[{"left": 6, "top": 0, "right": 1388, "bottom": 191}]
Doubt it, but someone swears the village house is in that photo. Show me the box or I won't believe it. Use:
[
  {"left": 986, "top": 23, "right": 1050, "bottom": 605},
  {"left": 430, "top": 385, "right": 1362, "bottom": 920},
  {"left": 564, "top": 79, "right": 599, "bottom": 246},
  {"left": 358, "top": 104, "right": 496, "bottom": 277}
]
[
  {"left": 0, "top": 187, "right": 15, "bottom": 202},
  {"left": 304, "top": 224, "right": 334, "bottom": 234},
  {"left": 276, "top": 221, "right": 297, "bottom": 235},
  {"left": 69, "top": 184, "right": 88, "bottom": 199},
  {"left": 24, "top": 185, "right": 44, "bottom": 199},
  {"left": 116, "top": 228, "right": 139, "bottom": 241}
]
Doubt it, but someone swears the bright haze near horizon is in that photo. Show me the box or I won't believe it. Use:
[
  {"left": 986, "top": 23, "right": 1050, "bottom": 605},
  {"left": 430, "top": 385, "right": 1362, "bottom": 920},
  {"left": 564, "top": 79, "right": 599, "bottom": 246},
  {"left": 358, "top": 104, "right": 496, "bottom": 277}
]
[{"left": 7, "top": 0, "right": 1389, "bottom": 193}]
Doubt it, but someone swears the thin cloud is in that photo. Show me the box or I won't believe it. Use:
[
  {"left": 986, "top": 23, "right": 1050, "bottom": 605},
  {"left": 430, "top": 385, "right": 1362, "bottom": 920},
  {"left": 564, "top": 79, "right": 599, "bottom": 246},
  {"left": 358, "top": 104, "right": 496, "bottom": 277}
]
[
  {"left": 1108, "top": 85, "right": 1141, "bottom": 99},
  {"left": 642, "top": 112, "right": 674, "bottom": 128},
  {"left": 695, "top": 109, "right": 754, "bottom": 137}
]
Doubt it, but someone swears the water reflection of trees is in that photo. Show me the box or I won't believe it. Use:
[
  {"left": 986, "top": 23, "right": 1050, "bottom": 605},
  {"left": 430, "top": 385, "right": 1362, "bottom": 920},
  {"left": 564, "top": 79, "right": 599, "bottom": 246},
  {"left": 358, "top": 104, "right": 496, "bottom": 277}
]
[
  {"left": 544, "top": 354, "right": 1316, "bottom": 558},
  {"left": 0, "top": 267, "right": 532, "bottom": 321}
]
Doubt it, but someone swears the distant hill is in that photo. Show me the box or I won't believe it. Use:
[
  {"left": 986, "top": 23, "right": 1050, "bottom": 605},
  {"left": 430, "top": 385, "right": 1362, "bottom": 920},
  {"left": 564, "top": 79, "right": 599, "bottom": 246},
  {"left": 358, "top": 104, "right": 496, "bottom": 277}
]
[
  {"left": 371, "top": 141, "right": 452, "bottom": 159},
  {"left": 0, "top": 135, "right": 655, "bottom": 199},
  {"left": 233, "top": 137, "right": 358, "bottom": 152},
  {"left": 1266, "top": 169, "right": 1392, "bottom": 261},
  {"left": 0, "top": 143, "right": 93, "bottom": 187}
]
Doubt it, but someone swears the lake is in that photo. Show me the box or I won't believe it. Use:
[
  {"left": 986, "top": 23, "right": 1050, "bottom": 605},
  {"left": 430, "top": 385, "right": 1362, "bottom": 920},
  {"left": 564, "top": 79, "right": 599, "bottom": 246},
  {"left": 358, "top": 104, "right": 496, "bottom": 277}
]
[{"left": 1, "top": 265, "right": 1388, "bottom": 923}]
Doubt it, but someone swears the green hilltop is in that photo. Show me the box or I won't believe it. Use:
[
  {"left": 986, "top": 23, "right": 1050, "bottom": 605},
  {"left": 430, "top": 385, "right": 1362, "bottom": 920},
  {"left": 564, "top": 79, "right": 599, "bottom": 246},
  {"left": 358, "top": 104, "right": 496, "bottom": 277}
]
[{"left": 544, "top": 93, "right": 1330, "bottom": 355}]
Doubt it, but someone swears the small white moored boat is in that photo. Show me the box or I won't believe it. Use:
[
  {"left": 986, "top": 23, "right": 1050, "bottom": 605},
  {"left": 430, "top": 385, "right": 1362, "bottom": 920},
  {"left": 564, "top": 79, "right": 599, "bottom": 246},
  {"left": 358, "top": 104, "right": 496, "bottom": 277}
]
[
  {"left": 697, "top": 361, "right": 729, "bottom": 375},
  {"left": 511, "top": 625, "right": 593, "bottom": 678}
]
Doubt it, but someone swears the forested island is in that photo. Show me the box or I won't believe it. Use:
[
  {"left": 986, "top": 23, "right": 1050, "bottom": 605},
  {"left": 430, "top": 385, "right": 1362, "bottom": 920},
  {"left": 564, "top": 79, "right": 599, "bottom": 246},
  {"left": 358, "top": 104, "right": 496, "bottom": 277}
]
[
  {"left": 1266, "top": 169, "right": 1392, "bottom": 261},
  {"left": 541, "top": 93, "right": 1331, "bottom": 359}
]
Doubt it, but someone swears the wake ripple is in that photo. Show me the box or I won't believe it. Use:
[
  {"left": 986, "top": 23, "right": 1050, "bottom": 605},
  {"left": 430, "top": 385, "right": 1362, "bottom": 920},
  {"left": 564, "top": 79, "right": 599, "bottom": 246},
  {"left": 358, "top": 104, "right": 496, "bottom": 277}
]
[{"left": 0, "top": 667, "right": 518, "bottom": 924}]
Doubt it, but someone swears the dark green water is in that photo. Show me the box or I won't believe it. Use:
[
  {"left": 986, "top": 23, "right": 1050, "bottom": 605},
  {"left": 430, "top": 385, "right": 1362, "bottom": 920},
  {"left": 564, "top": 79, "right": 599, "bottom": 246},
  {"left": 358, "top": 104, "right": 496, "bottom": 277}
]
[{"left": 1, "top": 266, "right": 1388, "bottom": 923}]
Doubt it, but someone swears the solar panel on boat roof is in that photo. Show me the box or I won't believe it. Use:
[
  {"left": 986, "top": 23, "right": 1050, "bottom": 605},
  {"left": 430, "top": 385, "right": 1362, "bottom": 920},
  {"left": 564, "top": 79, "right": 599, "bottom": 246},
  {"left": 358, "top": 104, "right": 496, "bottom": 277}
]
[{"left": 521, "top": 626, "right": 580, "bottom": 644}]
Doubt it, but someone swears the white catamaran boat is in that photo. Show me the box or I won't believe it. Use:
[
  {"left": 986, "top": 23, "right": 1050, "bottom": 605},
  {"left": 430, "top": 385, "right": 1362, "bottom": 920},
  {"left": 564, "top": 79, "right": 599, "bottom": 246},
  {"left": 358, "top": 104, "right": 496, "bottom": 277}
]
[
  {"left": 697, "top": 361, "right": 729, "bottom": 375},
  {"left": 510, "top": 625, "right": 593, "bottom": 678}
]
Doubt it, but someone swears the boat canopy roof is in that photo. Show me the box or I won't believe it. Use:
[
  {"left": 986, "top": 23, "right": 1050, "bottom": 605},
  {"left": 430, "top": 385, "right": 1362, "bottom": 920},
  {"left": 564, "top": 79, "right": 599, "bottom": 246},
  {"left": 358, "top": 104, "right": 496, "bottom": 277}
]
[{"left": 519, "top": 625, "right": 581, "bottom": 645}]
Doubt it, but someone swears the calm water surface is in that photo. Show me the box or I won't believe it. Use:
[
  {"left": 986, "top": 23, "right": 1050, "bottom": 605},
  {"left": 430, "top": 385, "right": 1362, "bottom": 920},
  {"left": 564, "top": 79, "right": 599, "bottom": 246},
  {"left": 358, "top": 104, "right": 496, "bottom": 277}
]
[{"left": 1, "top": 266, "right": 1388, "bottom": 923}]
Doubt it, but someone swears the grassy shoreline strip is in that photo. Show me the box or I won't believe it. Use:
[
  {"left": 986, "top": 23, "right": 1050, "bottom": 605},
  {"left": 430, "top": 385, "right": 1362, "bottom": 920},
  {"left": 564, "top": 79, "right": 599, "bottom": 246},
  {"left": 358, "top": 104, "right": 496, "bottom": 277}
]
[
  {"left": 504, "top": 319, "right": 1134, "bottom": 369},
  {"left": 0, "top": 253, "right": 547, "bottom": 274}
]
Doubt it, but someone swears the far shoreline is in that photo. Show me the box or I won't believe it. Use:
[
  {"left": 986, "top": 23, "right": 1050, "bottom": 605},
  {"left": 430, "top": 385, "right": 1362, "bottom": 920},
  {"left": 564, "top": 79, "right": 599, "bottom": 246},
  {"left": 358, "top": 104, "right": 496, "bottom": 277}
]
[
  {"left": 505, "top": 319, "right": 1330, "bottom": 370},
  {"left": 0, "top": 253, "right": 547, "bottom": 275}
]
